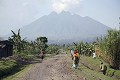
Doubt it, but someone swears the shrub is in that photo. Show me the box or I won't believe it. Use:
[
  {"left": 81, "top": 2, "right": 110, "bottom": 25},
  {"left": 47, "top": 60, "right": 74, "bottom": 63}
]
[
  {"left": 106, "top": 69, "right": 115, "bottom": 77},
  {"left": 46, "top": 45, "right": 59, "bottom": 55},
  {"left": 98, "top": 29, "right": 120, "bottom": 69},
  {"left": 114, "top": 70, "right": 120, "bottom": 79}
]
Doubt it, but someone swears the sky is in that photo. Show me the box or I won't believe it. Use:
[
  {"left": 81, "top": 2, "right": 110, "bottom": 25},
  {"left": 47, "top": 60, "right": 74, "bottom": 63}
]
[{"left": 0, "top": 0, "right": 120, "bottom": 37}]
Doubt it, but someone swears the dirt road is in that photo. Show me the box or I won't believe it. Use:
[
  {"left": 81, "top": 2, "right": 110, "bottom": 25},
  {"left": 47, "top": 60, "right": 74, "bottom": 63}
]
[{"left": 14, "top": 53, "right": 84, "bottom": 80}]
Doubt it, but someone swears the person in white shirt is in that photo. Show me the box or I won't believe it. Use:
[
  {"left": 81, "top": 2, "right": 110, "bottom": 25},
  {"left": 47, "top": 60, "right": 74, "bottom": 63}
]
[{"left": 93, "top": 51, "right": 96, "bottom": 59}]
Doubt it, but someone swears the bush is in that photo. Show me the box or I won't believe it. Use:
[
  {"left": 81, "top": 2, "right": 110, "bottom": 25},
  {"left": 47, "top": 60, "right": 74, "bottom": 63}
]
[
  {"left": 16, "top": 53, "right": 35, "bottom": 61},
  {"left": 106, "top": 69, "right": 115, "bottom": 77},
  {"left": 98, "top": 29, "right": 120, "bottom": 69},
  {"left": 114, "top": 70, "right": 120, "bottom": 79},
  {"left": 106, "top": 68, "right": 120, "bottom": 79},
  {"left": 46, "top": 45, "right": 59, "bottom": 55}
]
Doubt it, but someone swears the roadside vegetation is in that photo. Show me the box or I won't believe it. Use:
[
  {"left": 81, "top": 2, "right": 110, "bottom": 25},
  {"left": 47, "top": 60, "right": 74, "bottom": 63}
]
[
  {"left": 0, "top": 29, "right": 60, "bottom": 79},
  {"left": 66, "top": 29, "right": 120, "bottom": 80},
  {"left": 0, "top": 59, "right": 18, "bottom": 78},
  {"left": 80, "top": 55, "right": 120, "bottom": 79},
  {"left": 97, "top": 29, "right": 120, "bottom": 69}
]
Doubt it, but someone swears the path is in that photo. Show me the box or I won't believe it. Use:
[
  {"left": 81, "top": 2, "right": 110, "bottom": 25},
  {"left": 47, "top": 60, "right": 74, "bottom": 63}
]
[{"left": 13, "top": 53, "right": 84, "bottom": 80}]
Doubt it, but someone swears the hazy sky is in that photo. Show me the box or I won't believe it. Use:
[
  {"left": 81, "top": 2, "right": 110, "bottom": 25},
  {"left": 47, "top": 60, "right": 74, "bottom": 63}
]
[{"left": 0, "top": 0, "right": 120, "bottom": 37}]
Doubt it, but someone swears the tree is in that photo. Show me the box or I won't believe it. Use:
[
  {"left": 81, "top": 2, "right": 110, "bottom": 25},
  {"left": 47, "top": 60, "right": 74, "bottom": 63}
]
[{"left": 36, "top": 37, "right": 48, "bottom": 51}]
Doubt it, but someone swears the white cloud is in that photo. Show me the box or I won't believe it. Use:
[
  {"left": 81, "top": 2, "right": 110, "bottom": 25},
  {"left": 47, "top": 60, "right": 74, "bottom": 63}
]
[
  {"left": 53, "top": 2, "right": 67, "bottom": 13},
  {"left": 52, "top": 0, "right": 82, "bottom": 13}
]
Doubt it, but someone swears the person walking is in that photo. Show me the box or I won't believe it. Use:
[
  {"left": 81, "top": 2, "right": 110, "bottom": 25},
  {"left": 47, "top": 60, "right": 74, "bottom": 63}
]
[
  {"left": 100, "top": 62, "right": 107, "bottom": 75},
  {"left": 40, "top": 50, "right": 45, "bottom": 60},
  {"left": 72, "top": 50, "right": 79, "bottom": 69},
  {"left": 93, "top": 51, "right": 96, "bottom": 59},
  {"left": 70, "top": 49, "right": 74, "bottom": 60}
]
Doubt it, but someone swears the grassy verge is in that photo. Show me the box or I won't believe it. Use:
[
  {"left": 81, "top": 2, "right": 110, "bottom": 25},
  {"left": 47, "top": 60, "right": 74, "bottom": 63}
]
[
  {"left": 3, "top": 64, "right": 33, "bottom": 80},
  {"left": 0, "top": 54, "right": 37, "bottom": 80},
  {"left": 75, "top": 63, "right": 117, "bottom": 80},
  {"left": 80, "top": 55, "right": 120, "bottom": 80},
  {"left": 0, "top": 60, "right": 18, "bottom": 79},
  {"left": 65, "top": 50, "right": 117, "bottom": 80}
]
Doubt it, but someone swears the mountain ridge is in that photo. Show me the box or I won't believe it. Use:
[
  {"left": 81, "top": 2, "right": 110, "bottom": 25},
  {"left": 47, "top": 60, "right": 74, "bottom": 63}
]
[{"left": 7, "top": 11, "right": 110, "bottom": 43}]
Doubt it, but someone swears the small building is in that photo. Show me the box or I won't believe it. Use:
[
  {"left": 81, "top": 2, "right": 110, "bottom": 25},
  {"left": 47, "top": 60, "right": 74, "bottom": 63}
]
[{"left": 0, "top": 40, "right": 13, "bottom": 58}]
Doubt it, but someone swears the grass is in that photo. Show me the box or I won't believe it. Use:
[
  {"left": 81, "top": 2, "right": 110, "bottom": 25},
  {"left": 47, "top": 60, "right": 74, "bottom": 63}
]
[
  {"left": 75, "top": 64, "right": 117, "bottom": 80},
  {"left": 80, "top": 55, "right": 120, "bottom": 80},
  {"left": 0, "top": 60, "right": 18, "bottom": 78},
  {"left": 3, "top": 64, "right": 33, "bottom": 80},
  {"left": 65, "top": 50, "right": 120, "bottom": 80},
  {"left": 114, "top": 70, "right": 120, "bottom": 79},
  {"left": 65, "top": 50, "right": 117, "bottom": 80},
  {"left": 1, "top": 53, "right": 38, "bottom": 80},
  {"left": 80, "top": 55, "right": 105, "bottom": 71}
]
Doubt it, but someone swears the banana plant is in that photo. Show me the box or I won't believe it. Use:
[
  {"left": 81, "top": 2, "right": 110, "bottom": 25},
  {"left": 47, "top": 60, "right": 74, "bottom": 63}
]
[{"left": 8, "top": 29, "right": 25, "bottom": 53}]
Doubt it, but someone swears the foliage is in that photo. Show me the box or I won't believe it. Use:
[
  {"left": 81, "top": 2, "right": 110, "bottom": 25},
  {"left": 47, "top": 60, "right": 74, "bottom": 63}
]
[
  {"left": 35, "top": 37, "right": 48, "bottom": 51},
  {"left": 46, "top": 45, "right": 60, "bottom": 55},
  {"left": 8, "top": 29, "right": 49, "bottom": 55},
  {"left": 106, "top": 68, "right": 115, "bottom": 77},
  {"left": 72, "top": 42, "right": 95, "bottom": 56},
  {"left": 16, "top": 53, "right": 35, "bottom": 61},
  {"left": 114, "top": 70, "right": 120, "bottom": 79},
  {"left": 98, "top": 29, "right": 120, "bottom": 69},
  {"left": 8, "top": 29, "right": 26, "bottom": 53}
]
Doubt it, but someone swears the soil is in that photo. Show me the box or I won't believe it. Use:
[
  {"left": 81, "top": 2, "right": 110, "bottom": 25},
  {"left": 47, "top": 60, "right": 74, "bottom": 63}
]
[{"left": 13, "top": 53, "right": 84, "bottom": 80}]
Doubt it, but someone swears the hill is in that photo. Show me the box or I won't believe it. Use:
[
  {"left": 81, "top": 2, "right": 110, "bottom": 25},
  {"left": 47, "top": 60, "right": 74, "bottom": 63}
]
[{"left": 9, "top": 11, "right": 110, "bottom": 43}]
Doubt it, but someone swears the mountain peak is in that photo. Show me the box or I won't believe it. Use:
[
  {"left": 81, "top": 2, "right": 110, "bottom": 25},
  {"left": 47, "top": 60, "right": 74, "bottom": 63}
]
[
  {"left": 49, "top": 11, "right": 71, "bottom": 16},
  {"left": 17, "top": 11, "right": 110, "bottom": 42},
  {"left": 60, "top": 11, "right": 71, "bottom": 15}
]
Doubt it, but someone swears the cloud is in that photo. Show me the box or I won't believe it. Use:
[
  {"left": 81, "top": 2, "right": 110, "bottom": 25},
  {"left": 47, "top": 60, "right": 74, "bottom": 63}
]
[
  {"left": 52, "top": 0, "right": 82, "bottom": 13},
  {"left": 52, "top": 2, "right": 67, "bottom": 13}
]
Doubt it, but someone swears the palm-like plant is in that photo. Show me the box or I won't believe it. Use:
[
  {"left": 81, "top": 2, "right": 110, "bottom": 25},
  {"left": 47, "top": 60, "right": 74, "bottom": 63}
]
[{"left": 9, "top": 29, "right": 24, "bottom": 53}]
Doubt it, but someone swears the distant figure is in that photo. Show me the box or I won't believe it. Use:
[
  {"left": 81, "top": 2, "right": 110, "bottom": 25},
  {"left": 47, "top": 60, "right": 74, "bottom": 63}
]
[
  {"left": 93, "top": 52, "right": 96, "bottom": 59},
  {"left": 72, "top": 50, "right": 79, "bottom": 69},
  {"left": 40, "top": 51, "right": 45, "bottom": 60},
  {"left": 89, "top": 49, "right": 92, "bottom": 56},
  {"left": 70, "top": 49, "right": 74, "bottom": 60},
  {"left": 100, "top": 62, "right": 107, "bottom": 75}
]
